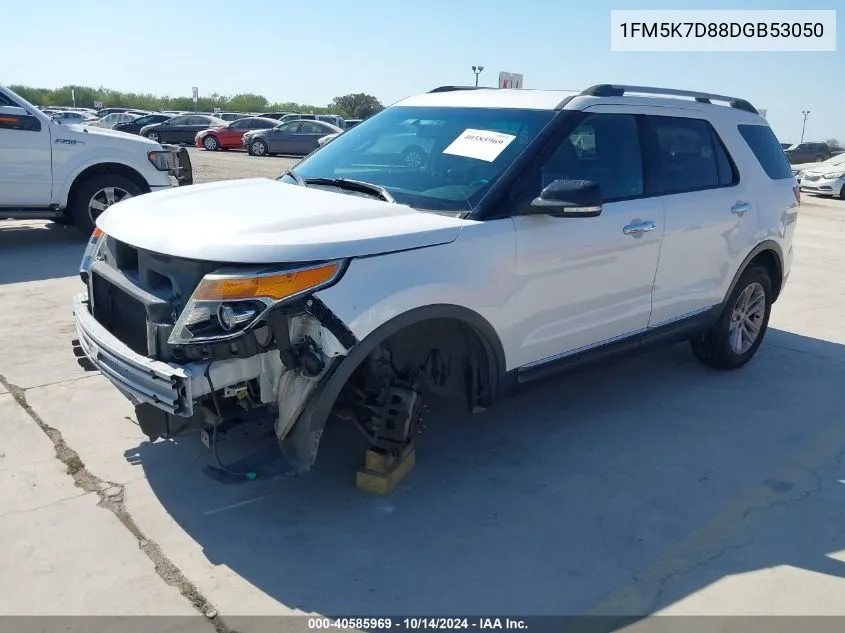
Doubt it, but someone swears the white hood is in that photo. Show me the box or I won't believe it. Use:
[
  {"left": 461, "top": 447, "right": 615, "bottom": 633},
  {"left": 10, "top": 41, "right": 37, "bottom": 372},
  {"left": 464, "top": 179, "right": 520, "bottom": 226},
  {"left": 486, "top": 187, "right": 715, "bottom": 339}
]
[
  {"left": 97, "top": 178, "right": 466, "bottom": 263},
  {"left": 793, "top": 154, "right": 845, "bottom": 175},
  {"left": 57, "top": 121, "right": 160, "bottom": 145}
]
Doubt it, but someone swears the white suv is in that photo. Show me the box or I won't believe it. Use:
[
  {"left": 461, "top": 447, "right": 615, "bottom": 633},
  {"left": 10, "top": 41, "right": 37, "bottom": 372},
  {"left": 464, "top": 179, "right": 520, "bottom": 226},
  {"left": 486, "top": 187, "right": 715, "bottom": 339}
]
[{"left": 72, "top": 84, "right": 799, "bottom": 476}]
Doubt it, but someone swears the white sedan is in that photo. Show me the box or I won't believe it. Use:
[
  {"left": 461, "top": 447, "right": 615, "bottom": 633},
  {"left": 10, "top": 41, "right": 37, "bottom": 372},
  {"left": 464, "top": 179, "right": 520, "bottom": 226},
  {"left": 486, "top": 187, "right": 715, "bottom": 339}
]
[{"left": 86, "top": 112, "right": 141, "bottom": 129}]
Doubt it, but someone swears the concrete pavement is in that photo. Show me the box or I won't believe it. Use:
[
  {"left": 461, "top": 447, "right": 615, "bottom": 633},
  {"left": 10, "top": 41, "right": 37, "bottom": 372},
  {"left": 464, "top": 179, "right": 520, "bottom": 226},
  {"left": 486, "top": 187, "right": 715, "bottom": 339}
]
[{"left": 1, "top": 190, "right": 844, "bottom": 626}]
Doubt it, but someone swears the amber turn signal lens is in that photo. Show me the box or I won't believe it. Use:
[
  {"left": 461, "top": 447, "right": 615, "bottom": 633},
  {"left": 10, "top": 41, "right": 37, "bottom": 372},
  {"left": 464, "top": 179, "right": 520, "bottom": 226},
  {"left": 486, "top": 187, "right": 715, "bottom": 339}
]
[{"left": 194, "top": 263, "right": 340, "bottom": 301}]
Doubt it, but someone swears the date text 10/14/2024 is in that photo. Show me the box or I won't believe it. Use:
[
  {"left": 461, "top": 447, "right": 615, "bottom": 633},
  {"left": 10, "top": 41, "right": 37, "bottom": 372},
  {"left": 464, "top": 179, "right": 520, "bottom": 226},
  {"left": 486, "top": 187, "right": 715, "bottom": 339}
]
[{"left": 308, "top": 618, "right": 529, "bottom": 630}]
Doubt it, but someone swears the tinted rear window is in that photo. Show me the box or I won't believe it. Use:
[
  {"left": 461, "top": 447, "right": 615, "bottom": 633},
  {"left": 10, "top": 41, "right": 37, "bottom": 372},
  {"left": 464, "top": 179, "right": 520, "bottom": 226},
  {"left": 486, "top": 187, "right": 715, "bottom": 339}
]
[{"left": 738, "top": 124, "right": 793, "bottom": 180}]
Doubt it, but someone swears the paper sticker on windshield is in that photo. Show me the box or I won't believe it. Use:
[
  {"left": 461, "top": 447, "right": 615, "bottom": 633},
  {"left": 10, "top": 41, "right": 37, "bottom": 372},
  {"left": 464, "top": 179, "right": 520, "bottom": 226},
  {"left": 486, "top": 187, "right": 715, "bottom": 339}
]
[{"left": 442, "top": 129, "right": 516, "bottom": 162}]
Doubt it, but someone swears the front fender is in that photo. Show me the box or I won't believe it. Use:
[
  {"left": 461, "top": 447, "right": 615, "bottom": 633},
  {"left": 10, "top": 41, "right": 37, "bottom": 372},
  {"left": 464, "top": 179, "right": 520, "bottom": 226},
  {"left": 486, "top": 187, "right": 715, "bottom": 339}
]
[
  {"left": 278, "top": 301, "right": 506, "bottom": 473},
  {"left": 55, "top": 152, "right": 169, "bottom": 207}
]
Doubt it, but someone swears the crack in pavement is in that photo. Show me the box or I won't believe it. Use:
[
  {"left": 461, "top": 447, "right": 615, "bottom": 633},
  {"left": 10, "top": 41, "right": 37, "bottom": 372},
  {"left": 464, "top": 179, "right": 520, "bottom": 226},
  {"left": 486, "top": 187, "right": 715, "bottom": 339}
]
[
  {"left": 645, "top": 463, "right": 827, "bottom": 612},
  {"left": 0, "top": 373, "right": 229, "bottom": 632},
  {"left": 0, "top": 491, "right": 90, "bottom": 519}
]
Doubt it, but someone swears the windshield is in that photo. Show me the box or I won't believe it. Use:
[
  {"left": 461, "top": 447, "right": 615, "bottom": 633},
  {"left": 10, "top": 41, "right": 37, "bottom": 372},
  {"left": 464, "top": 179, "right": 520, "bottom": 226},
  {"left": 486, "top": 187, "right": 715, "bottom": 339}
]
[{"left": 285, "top": 106, "right": 555, "bottom": 213}]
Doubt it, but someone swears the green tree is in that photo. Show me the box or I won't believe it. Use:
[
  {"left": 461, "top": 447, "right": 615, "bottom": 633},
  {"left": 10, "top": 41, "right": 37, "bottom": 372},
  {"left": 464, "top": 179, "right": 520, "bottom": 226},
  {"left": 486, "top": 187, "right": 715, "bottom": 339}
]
[
  {"left": 328, "top": 93, "right": 383, "bottom": 119},
  {"left": 5, "top": 83, "right": 335, "bottom": 115},
  {"left": 825, "top": 138, "right": 841, "bottom": 149}
]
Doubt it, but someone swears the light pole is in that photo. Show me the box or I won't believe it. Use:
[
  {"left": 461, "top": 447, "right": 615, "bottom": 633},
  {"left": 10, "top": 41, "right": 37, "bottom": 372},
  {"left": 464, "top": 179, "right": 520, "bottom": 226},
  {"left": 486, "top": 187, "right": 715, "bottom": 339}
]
[
  {"left": 472, "top": 65, "right": 484, "bottom": 87},
  {"left": 801, "top": 110, "right": 810, "bottom": 143}
]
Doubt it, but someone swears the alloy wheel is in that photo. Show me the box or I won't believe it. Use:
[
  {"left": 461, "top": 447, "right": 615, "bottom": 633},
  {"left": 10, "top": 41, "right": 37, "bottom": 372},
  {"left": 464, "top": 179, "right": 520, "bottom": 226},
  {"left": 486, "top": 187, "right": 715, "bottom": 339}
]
[
  {"left": 88, "top": 186, "right": 132, "bottom": 225},
  {"left": 728, "top": 282, "right": 766, "bottom": 354}
]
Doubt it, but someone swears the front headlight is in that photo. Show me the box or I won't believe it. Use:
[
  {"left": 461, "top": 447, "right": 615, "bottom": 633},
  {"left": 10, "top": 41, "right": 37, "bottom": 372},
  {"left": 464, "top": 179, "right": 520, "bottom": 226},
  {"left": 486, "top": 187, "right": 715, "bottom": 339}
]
[
  {"left": 821, "top": 172, "right": 845, "bottom": 179},
  {"left": 79, "top": 228, "right": 105, "bottom": 283},
  {"left": 148, "top": 150, "right": 180, "bottom": 171},
  {"left": 167, "top": 261, "right": 345, "bottom": 345}
]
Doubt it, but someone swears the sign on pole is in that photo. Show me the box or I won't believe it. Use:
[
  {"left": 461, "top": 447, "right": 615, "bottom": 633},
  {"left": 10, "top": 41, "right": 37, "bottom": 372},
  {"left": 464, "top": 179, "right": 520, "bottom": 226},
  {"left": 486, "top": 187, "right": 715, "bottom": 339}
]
[
  {"left": 192, "top": 87, "right": 199, "bottom": 102},
  {"left": 498, "top": 72, "right": 523, "bottom": 89},
  {"left": 93, "top": 101, "right": 102, "bottom": 109},
  {"left": 71, "top": 88, "right": 76, "bottom": 107}
]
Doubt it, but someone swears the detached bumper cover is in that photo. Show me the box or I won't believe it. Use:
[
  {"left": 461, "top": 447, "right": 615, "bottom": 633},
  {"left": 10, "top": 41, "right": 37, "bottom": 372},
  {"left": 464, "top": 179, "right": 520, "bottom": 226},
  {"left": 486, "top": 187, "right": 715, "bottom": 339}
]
[{"left": 73, "top": 292, "right": 194, "bottom": 416}]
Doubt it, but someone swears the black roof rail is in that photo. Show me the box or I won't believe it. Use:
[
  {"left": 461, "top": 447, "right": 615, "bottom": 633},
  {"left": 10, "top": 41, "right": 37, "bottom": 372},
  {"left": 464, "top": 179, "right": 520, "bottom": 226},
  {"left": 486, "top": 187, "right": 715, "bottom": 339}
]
[
  {"left": 428, "top": 86, "right": 493, "bottom": 93},
  {"left": 579, "top": 84, "right": 759, "bottom": 114}
]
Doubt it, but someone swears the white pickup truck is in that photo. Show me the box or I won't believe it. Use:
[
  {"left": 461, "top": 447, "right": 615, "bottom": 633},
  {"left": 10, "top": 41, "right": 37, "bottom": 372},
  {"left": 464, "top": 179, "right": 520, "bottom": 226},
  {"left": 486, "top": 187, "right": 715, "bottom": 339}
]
[{"left": 0, "top": 85, "right": 191, "bottom": 234}]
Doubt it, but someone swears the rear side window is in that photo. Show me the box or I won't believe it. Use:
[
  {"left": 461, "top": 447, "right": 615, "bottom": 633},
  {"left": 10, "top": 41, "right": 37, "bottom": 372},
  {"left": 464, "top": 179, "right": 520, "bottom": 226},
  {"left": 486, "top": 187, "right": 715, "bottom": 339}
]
[
  {"left": 738, "top": 124, "right": 793, "bottom": 180},
  {"left": 643, "top": 116, "right": 738, "bottom": 194}
]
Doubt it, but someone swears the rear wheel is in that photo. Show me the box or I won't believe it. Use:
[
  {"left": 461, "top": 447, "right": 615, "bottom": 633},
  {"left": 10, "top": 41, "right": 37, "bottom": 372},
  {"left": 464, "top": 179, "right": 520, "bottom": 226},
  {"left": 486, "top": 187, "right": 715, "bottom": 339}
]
[
  {"left": 69, "top": 175, "right": 141, "bottom": 235},
  {"left": 690, "top": 264, "right": 772, "bottom": 370}
]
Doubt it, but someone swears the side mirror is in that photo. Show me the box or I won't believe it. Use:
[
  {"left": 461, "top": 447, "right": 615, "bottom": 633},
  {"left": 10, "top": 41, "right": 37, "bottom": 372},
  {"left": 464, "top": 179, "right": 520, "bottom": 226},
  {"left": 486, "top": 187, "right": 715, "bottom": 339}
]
[{"left": 527, "top": 179, "right": 602, "bottom": 218}]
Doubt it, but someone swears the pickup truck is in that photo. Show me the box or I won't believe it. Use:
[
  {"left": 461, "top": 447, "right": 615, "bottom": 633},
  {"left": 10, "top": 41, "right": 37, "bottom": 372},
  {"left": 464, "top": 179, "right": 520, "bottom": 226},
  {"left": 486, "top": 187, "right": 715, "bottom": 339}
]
[
  {"left": 783, "top": 142, "right": 845, "bottom": 165},
  {"left": 0, "top": 85, "right": 192, "bottom": 234}
]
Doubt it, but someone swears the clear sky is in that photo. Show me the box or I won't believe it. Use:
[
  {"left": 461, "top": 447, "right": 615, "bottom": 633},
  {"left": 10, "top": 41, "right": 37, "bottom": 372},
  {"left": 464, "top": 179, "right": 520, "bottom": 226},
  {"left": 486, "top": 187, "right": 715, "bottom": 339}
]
[{"left": 3, "top": 0, "right": 842, "bottom": 143}]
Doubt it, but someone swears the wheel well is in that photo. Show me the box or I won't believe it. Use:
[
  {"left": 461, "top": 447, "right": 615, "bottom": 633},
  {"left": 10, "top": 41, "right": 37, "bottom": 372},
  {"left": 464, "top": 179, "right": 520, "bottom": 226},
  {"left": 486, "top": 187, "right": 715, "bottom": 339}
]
[
  {"left": 66, "top": 163, "right": 150, "bottom": 210},
  {"left": 749, "top": 249, "right": 783, "bottom": 301},
  {"left": 335, "top": 314, "right": 503, "bottom": 420}
]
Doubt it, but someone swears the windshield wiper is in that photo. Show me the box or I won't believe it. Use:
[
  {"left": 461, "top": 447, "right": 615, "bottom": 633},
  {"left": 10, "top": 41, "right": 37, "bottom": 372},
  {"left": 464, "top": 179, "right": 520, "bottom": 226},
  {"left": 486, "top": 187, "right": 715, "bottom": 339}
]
[
  {"left": 303, "top": 177, "right": 396, "bottom": 203},
  {"left": 282, "top": 168, "right": 304, "bottom": 185}
]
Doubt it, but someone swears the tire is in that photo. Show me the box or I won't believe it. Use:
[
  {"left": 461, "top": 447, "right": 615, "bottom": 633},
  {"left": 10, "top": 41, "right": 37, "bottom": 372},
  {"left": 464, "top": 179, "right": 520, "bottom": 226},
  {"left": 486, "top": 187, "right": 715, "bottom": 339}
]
[
  {"left": 69, "top": 175, "right": 142, "bottom": 235},
  {"left": 146, "top": 131, "right": 161, "bottom": 143},
  {"left": 839, "top": 184, "right": 845, "bottom": 200},
  {"left": 401, "top": 145, "right": 426, "bottom": 168},
  {"left": 690, "top": 264, "right": 772, "bottom": 370},
  {"left": 203, "top": 135, "right": 219, "bottom": 151},
  {"left": 249, "top": 139, "right": 268, "bottom": 157},
  {"left": 815, "top": 155, "right": 825, "bottom": 162}
]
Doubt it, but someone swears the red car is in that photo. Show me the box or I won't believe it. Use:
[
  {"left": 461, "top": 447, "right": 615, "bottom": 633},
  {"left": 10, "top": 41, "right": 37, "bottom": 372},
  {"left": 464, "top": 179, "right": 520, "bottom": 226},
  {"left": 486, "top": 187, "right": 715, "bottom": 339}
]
[{"left": 195, "top": 117, "right": 278, "bottom": 151}]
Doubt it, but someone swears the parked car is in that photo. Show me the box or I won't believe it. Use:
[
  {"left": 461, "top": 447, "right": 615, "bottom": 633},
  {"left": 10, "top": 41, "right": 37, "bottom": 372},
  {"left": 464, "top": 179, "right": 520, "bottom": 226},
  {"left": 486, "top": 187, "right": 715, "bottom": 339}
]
[
  {"left": 278, "top": 113, "right": 347, "bottom": 129},
  {"left": 214, "top": 112, "right": 248, "bottom": 122},
  {"left": 195, "top": 116, "right": 279, "bottom": 151},
  {"left": 780, "top": 142, "right": 791, "bottom": 150},
  {"left": 258, "top": 111, "right": 298, "bottom": 120},
  {"left": 51, "top": 110, "right": 97, "bottom": 125},
  {"left": 86, "top": 112, "right": 141, "bottom": 129},
  {"left": 140, "top": 114, "right": 227, "bottom": 144},
  {"left": 96, "top": 107, "right": 137, "bottom": 118},
  {"left": 242, "top": 120, "right": 342, "bottom": 156},
  {"left": 0, "top": 84, "right": 191, "bottom": 234},
  {"left": 783, "top": 142, "right": 844, "bottom": 164},
  {"left": 72, "top": 83, "right": 796, "bottom": 480},
  {"left": 796, "top": 153, "right": 845, "bottom": 198},
  {"left": 344, "top": 119, "right": 363, "bottom": 129},
  {"left": 113, "top": 113, "right": 173, "bottom": 135}
]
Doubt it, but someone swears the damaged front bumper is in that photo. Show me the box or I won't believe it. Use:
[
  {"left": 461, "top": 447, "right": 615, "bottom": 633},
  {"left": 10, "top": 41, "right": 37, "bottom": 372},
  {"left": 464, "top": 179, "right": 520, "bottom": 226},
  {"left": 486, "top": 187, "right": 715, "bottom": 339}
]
[
  {"left": 72, "top": 290, "right": 356, "bottom": 472},
  {"left": 73, "top": 292, "right": 280, "bottom": 416}
]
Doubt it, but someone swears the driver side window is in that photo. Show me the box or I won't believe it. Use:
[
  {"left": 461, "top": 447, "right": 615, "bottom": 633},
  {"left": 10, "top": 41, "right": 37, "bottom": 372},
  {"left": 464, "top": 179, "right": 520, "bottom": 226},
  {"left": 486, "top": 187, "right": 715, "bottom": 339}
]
[{"left": 520, "top": 113, "right": 643, "bottom": 208}]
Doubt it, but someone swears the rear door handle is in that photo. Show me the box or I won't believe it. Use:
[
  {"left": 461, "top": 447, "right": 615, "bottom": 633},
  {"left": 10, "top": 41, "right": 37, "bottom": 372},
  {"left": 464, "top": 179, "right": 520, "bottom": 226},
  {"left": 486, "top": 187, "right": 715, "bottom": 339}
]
[
  {"left": 623, "top": 221, "right": 657, "bottom": 236},
  {"left": 731, "top": 201, "right": 751, "bottom": 216}
]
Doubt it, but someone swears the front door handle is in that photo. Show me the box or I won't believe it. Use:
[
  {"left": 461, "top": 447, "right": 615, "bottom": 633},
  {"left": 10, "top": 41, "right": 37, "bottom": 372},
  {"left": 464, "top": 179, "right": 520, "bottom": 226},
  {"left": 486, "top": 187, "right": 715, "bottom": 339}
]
[
  {"left": 623, "top": 221, "right": 657, "bottom": 236},
  {"left": 731, "top": 201, "right": 751, "bottom": 216}
]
